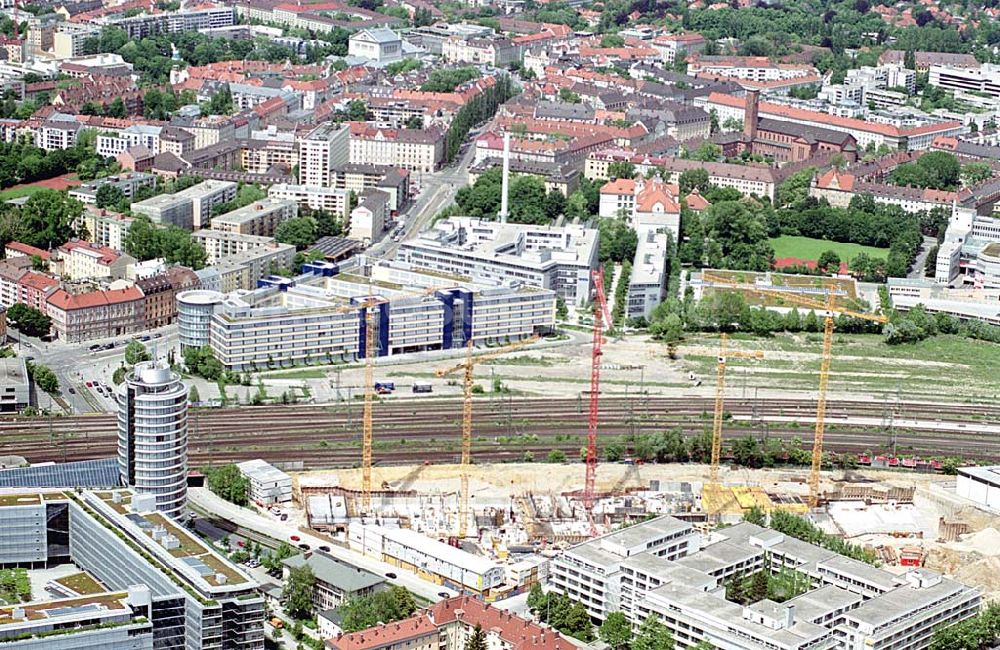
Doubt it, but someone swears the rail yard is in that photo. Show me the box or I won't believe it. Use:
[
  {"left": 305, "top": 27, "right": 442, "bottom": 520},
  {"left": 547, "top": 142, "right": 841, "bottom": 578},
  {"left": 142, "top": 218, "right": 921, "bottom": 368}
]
[{"left": 6, "top": 396, "right": 999, "bottom": 468}]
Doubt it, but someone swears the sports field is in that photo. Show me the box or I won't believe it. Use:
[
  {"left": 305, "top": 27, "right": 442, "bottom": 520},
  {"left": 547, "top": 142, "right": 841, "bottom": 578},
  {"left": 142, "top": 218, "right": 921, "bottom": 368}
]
[{"left": 769, "top": 235, "right": 888, "bottom": 262}]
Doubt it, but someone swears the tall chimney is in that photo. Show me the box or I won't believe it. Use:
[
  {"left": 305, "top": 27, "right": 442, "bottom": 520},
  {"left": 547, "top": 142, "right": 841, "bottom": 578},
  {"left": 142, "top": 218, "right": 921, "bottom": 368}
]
[
  {"left": 744, "top": 89, "right": 760, "bottom": 142},
  {"left": 499, "top": 132, "right": 511, "bottom": 223}
]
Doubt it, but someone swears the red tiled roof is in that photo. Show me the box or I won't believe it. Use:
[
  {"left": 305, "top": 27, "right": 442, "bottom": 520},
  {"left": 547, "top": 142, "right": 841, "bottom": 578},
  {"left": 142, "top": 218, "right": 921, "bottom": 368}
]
[
  {"left": 686, "top": 189, "right": 711, "bottom": 211},
  {"left": 47, "top": 286, "right": 142, "bottom": 311},
  {"left": 6, "top": 241, "right": 50, "bottom": 260},
  {"left": 18, "top": 271, "right": 57, "bottom": 293},
  {"left": 329, "top": 615, "right": 437, "bottom": 650}
]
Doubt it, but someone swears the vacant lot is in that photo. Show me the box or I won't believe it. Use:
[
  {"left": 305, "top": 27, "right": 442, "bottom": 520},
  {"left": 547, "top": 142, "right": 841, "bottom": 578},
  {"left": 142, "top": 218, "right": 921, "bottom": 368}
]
[{"left": 770, "top": 236, "right": 888, "bottom": 262}]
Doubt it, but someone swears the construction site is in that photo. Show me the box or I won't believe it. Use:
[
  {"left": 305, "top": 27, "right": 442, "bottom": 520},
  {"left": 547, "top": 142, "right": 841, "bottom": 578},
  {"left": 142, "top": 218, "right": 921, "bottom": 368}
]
[{"left": 252, "top": 268, "right": 1000, "bottom": 604}]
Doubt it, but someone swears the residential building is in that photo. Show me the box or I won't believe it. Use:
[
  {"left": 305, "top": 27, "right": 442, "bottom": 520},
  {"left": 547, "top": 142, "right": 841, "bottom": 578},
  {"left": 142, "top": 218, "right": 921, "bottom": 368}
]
[
  {"left": 117, "top": 363, "right": 189, "bottom": 519},
  {"left": 210, "top": 242, "right": 297, "bottom": 292},
  {"left": 347, "top": 28, "right": 403, "bottom": 63},
  {"left": 112, "top": 6, "right": 236, "bottom": 39},
  {"left": 598, "top": 177, "right": 681, "bottom": 244},
  {"left": 16, "top": 271, "right": 58, "bottom": 313},
  {"left": 651, "top": 32, "right": 706, "bottom": 64},
  {"left": 211, "top": 199, "right": 298, "bottom": 237},
  {"left": 193, "top": 230, "right": 278, "bottom": 265},
  {"left": 131, "top": 193, "right": 195, "bottom": 231},
  {"left": 136, "top": 266, "right": 199, "bottom": 330},
  {"left": 55, "top": 240, "right": 135, "bottom": 281},
  {"left": 180, "top": 179, "right": 239, "bottom": 230},
  {"left": 349, "top": 125, "right": 445, "bottom": 174},
  {"left": 299, "top": 124, "right": 351, "bottom": 188},
  {"left": 348, "top": 189, "right": 388, "bottom": 244},
  {"left": 237, "top": 459, "right": 292, "bottom": 504},
  {"left": 87, "top": 212, "right": 135, "bottom": 252},
  {"left": 398, "top": 217, "right": 599, "bottom": 305},
  {"left": 46, "top": 286, "right": 145, "bottom": 343},
  {"left": 442, "top": 37, "right": 520, "bottom": 67},
  {"left": 281, "top": 553, "right": 383, "bottom": 610},
  {"left": 69, "top": 173, "right": 156, "bottom": 205},
  {"left": 329, "top": 595, "right": 576, "bottom": 650},
  {"left": 268, "top": 183, "right": 351, "bottom": 218},
  {"left": 0, "top": 488, "right": 264, "bottom": 649},
  {"left": 0, "top": 357, "right": 29, "bottom": 412}
]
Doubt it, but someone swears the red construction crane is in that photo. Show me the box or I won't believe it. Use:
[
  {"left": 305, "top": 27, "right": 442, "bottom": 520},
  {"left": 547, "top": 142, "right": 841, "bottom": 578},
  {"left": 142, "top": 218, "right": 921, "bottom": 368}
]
[{"left": 583, "top": 268, "right": 611, "bottom": 512}]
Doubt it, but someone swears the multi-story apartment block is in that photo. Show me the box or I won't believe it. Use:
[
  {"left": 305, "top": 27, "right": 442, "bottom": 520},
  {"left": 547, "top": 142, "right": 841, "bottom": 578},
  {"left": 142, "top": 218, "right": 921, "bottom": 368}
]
[
  {"left": 112, "top": 6, "right": 236, "bottom": 39},
  {"left": 135, "top": 266, "right": 199, "bottom": 329},
  {"left": 398, "top": 217, "right": 599, "bottom": 306},
  {"left": 442, "top": 36, "right": 520, "bottom": 67},
  {"left": 210, "top": 199, "right": 298, "bottom": 237},
  {"left": 96, "top": 125, "right": 163, "bottom": 158},
  {"left": 52, "top": 23, "right": 100, "bottom": 58},
  {"left": 181, "top": 180, "right": 238, "bottom": 230},
  {"left": 267, "top": 183, "right": 351, "bottom": 217},
  {"left": 131, "top": 194, "right": 195, "bottom": 230},
  {"left": 0, "top": 488, "right": 264, "bottom": 649},
  {"left": 210, "top": 242, "right": 297, "bottom": 293},
  {"left": 298, "top": 123, "right": 351, "bottom": 187},
  {"left": 349, "top": 125, "right": 445, "bottom": 174},
  {"left": 46, "top": 286, "right": 145, "bottom": 343},
  {"left": 193, "top": 231, "right": 278, "bottom": 265},
  {"left": 551, "top": 517, "right": 980, "bottom": 650},
  {"left": 87, "top": 212, "right": 135, "bottom": 251},
  {"left": 69, "top": 172, "right": 157, "bottom": 205}
]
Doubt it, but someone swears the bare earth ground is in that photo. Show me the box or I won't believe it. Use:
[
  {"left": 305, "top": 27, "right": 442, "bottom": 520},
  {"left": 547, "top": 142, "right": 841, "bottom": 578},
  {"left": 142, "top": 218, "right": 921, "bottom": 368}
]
[{"left": 296, "top": 462, "right": 1000, "bottom": 601}]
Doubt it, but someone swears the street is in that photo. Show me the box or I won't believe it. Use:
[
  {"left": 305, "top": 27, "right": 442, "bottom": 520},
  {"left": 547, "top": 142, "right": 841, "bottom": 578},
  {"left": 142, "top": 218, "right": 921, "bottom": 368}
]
[{"left": 908, "top": 235, "right": 939, "bottom": 280}]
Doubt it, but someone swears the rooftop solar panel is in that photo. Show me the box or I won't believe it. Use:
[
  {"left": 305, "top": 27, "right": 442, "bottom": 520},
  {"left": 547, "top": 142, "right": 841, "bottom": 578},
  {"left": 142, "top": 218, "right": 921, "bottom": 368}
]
[
  {"left": 46, "top": 604, "right": 102, "bottom": 618},
  {"left": 181, "top": 557, "right": 213, "bottom": 577},
  {"left": 0, "top": 458, "right": 120, "bottom": 489}
]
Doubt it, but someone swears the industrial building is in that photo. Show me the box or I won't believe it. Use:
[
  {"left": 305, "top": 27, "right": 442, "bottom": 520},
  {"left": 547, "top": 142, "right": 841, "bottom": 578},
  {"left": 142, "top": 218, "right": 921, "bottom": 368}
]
[
  {"left": 0, "top": 489, "right": 263, "bottom": 649},
  {"left": 956, "top": 465, "right": 1000, "bottom": 510},
  {"left": 180, "top": 258, "right": 555, "bottom": 371},
  {"left": 397, "top": 217, "right": 599, "bottom": 306},
  {"left": 551, "top": 517, "right": 981, "bottom": 650},
  {"left": 116, "top": 363, "right": 189, "bottom": 519},
  {"left": 348, "top": 524, "right": 505, "bottom": 595},
  {"left": 237, "top": 459, "right": 292, "bottom": 505}
]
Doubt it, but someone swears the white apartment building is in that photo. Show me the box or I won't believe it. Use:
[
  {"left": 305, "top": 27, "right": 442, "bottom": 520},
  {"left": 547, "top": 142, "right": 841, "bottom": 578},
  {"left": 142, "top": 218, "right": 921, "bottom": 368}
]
[
  {"left": 442, "top": 36, "right": 520, "bottom": 67},
  {"left": 554, "top": 518, "right": 981, "bottom": 650},
  {"left": 211, "top": 198, "right": 298, "bottom": 237},
  {"left": 398, "top": 217, "right": 600, "bottom": 306},
  {"left": 112, "top": 6, "right": 236, "bottom": 39},
  {"left": 268, "top": 183, "right": 351, "bottom": 217},
  {"left": 192, "top": 230, "right": 278, "bottom": 265},
  {"left": 298, "top": 123, "right": 351, "bottom": 187},
  {"left": 348, "top": 189, "right": 388, "bottom": 244},
  {"left": 96, "top": 125, "right": 163, "bottom": 158},
  {"left": 347, "top": 28, "right": 402, "bottom": 63},
  {"left": 57, "top": 240, "right": 135, "bottom": 281},
  {"left": 181, "top": 179, "right": 238, "bottom": 230}
]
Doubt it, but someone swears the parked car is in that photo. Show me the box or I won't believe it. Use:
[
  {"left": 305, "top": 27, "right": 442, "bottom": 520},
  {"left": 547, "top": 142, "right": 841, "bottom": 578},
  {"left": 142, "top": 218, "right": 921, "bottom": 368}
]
[{"left": 385, "top": 572, "right": 397, "bottom": 579}]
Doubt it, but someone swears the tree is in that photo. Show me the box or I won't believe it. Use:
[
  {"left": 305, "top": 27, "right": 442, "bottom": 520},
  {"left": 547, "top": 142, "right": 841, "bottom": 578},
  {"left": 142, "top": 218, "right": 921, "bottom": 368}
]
[
  {"left": 600, "top": 33, "right": 625, "bottom": 47},
  {"left": 405, "top": 115, "right": 424, "bottom": 129},
  {"left": 183, "top": 345, "right": 223, "bottom": 380},
  {"left": 95, "top": 184, "right": 126, "bottom": 209},
  {"left": 632, "top": 615, "right": 674, "bottom": 650},
  {"left": 275, "top": 217, "right": 318, "bottom": 250},
  {"left": 679, "top": 168, "right": 710, "bottom": 195},
  {"left": 608, "top": 161, "right": 636, "bottom": 179},
  {"left": 744, "top": 505, "right": 767, "bottom": 526},
  {"left": 599, "top": 218, "right": 638, "bottom": 263},
  {"left": 690, "top": 142, "right": 722, "bottom": 162},
  {"left": 527, "top": 582, "right": 546, "bottom": 612},
  {"left": 465, "top": 624, "right": 487, "bottom": 650},
  {"left": 124, "top": 217, "right": 207, "bottom": 269},
  {"left": 6, "top": 304, "right": 51, "bottom": 338},
  {"left": 703, "top": 201, "right": 773, "bottom": 271},
  {"left": 17, "top": 190, "right": 83, "bottom": 249},
  {"left": 904, "top": 49, "right": 916, "bottom": 70},
  {"left": 340, "top": 586, "right": 417, "bottom": 632},
  {"left": 204, "top": 464, "right": 249, "bottom": 505},
  {"left": 188, "top": 384, "right": 200, "bottom": 403},
  {"left": 125, "top": 340, "right": 151, "bottom": 365},
  {"left": 599, "top": 612, "right": 632, "bottom": 650},
  {"left": 544, "top": 190, "right": 567, "bottom": 220},
  {"left": 961, "top": 162, "right": 992, "bottom": 187},
  {"left": 817, "top": 250, "right": 841, "bottom": 273},
  {"left": 547, "top": 449, "right": 567, "bottom": 463},
  {"left": 29, "top": 363, "right": 59, "bottom": 394},
  {"left": 562, "top": 601, "right": 594, "bottom": 641},
  {"left": 283, "top": 564, "right": 316, "bottom": 620},
  {"left": 559, "top": 87, "right": 582, "bottom": 103}
]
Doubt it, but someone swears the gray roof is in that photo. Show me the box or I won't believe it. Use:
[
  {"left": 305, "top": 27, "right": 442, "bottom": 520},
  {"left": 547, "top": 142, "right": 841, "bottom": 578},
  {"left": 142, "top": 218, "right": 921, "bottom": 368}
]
[
  {"left": 283, "top": 553, "right": 384, "bottom": 593},
  {"left": 356, "top": 27, "right": 399, "bottom": 44}
]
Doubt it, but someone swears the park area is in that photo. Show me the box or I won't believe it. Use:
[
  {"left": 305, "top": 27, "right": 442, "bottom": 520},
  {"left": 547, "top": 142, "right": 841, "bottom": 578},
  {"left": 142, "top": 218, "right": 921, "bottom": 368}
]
[{"left": 769, "top": 236, "right": 888, "bottom": 263}]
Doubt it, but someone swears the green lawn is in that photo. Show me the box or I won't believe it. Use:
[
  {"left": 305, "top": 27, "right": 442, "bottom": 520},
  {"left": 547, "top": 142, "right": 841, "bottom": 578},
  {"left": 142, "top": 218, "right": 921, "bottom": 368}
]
[
  {"left": 770, "top": 236, "right": 888, "bottom": 263},
  {"left": 0, "top": 185, "right": 46, "bottom": 201}
]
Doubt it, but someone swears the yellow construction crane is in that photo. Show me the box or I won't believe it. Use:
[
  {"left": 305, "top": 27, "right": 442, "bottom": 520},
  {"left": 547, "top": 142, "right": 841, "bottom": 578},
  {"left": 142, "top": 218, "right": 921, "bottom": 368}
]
[
  {"left": 435, "top": 335, "right": 540, "bottom": 537},
  {"left": 702, "top": 273, "right": 887, "bottom": 506},
  {"left": 710, "top": 333, "right": 764, "bottom": 485}
]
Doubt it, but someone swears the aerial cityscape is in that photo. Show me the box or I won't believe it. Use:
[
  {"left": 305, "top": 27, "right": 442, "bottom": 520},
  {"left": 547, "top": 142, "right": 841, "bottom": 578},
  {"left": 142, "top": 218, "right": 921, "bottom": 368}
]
[{"left": 0, "top": 0, "right": 997, "bottom": 647}]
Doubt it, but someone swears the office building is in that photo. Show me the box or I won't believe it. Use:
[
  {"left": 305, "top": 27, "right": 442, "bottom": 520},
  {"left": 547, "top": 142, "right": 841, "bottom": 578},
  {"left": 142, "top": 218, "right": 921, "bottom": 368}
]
[
  {"left": 551, "top": 517, "right": 980, "bottom": 650},
  {"left": 185, "top": 258, "right": 555, "bottom": 371},
  {"left": 177, "top": 289, "right": 225, "bottom": 352},
  {"left": 298, "top": 124, "right": 350, "bottom": 188},
  {"left": 398, "top": 217, "right": 599, "bottom": 306},
  {"left": 210, "top": 199, "right": 298, "bottom": 238},
  {"left": 628, "top": 228, "right": 670, "bottom": 320},
  {"left": 929, "top": 63, "right": 1000, "bottom": 98},
  {"left": 237, "top": 459, "right": 292, "bottom": 505},
  {"left": 116, "top": 363, "right": 189, "bottom": 519},
  {"left": 0, "top": 488, "right": 264, "bottom": 649}
]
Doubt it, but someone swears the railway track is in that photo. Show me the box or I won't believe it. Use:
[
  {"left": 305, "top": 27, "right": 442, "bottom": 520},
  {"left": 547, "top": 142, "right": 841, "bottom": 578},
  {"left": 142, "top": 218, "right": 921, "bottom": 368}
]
[{"left": 3, "top": 396, "right": 998, "bottom": 468}]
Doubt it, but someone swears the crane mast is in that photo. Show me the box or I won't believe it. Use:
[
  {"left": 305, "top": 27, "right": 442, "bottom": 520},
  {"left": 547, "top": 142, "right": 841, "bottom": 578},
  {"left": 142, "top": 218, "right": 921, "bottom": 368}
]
[{"left": 584, "top": 269, "right": 610, "bottom": 512}]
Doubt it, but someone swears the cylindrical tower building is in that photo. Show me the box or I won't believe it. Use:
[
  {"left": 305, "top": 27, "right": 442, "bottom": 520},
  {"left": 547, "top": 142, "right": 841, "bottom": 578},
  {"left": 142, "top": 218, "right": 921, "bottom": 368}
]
[
  {"left": 117, "top": 363, "right": 189, "bottom": 519},
  {"left": 177, "top": 289, "right": 224, "bottom": 353}
]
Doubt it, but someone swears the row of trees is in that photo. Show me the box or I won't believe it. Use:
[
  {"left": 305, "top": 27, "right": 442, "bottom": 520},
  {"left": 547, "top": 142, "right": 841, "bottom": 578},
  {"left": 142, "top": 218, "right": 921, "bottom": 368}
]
[
  {"left": 527, "top": 585, "right": 594, "bottom": 641},
  {"left": 929, "top": 602, "right": 1000, "bottom": 650},
  {"left": 444, "top": 74, "right": 515, "bottom": 162},
  {"left": 6, "top": 304, "right": 51, "bottom": 338},
  {"left": 769, "top": 510, "right": 880, "bottom": 565},
  {"left": 124, "top": 217, "right": 207, "bottom": 270}
]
